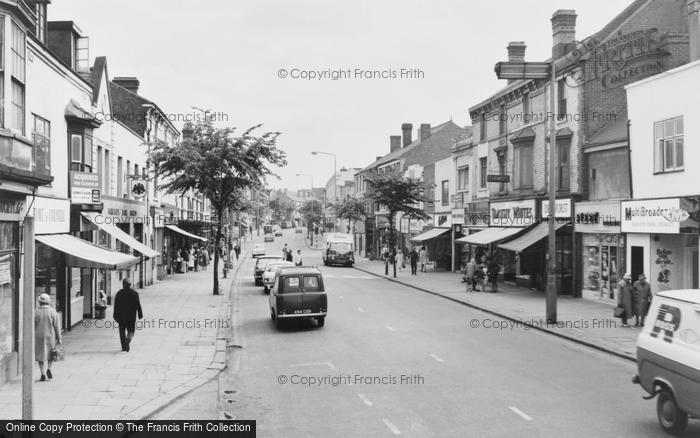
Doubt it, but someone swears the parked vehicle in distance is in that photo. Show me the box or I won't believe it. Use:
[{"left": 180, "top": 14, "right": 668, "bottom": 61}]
[
  {"left": 274, "top": 227, "right": 283, "bottom": 237},
  {"left": 252, "top": 244, "right": 266, "bottom": 258},
  {"left": 295, "top": 227, "right": 303, "bottom": 234},
  {"left": 264, "top": 232, "right": 274, "bottom": 242},
  {"left": 262, "top": 261, "right": 295, "bottom": 293},
  {"left": 263, "top": 224, "right": 273, "bottom": 235},
  {"left": 253, "top": 255, "right": 284, "bottom": 285},
  {"left": 322, "top": 233, "right": 355, "bottom": 267},
  {"left": 633, "top": 289, "right": 700, "bottom": 435},
  {"left": 269, "top": 266, "right": 327, "bottom": 329}
]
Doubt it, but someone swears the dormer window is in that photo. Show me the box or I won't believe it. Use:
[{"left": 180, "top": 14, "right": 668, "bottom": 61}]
[
  {"left": 74, "top": 36, "right": 89, "bottom": 72},
  {"left": 35, "top": 1, "right": 48, "bottom": 44}
]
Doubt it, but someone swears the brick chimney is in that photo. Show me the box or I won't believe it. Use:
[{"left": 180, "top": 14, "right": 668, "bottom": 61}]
[
  {"left": 507, "top": 42, "right": 527, "bottom": 84},
  {"left": 689, "top": 0, "right": 700, "bottom": 62},
  {"left": 401, "top": 123, "right": 413, "bottom": 147},
  {"left": 113, "top": 77, "right": 140, "bottom": 94},
  {"left": 376, "top": 156, "right": 383, "bottom": 161},
  {"left": 420, "top": 124, "right": 431, "bottom": 141},
  {"left": 551, "top": 10, "right": 577, "bottom": 60},
  {"left": 390, "top": 135, "right": 402, "bottom": 153},
  {"left": 182, "top": 122, "right": 194, "bottom": 141}
]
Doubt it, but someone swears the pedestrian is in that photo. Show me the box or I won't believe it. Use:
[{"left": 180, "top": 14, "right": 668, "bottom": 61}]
[
  {"left": 633, "top": 274, "right": 652, "bottom": 327},
  {"left": 294, "top": 249, "right": 303, "bottom": 266},
  {"left": 409, "top": 246, "right": 419, "bottom": 275},
  {"left": 419, "top": 246, "right": 427, "bottom": 272},
  {"left": 465, "top": 258, "right": 477, "bottom": 292},
  {"left": 282, "top": 244, "right": 289, "bottom": 259},
  {"left": 383, "top": 245, "right": 391, "bottom": 275},
  {"left": 201, "top": 247, "right": 210, "bottom": 271},
  {"left": 617, "top": 273, "right": 634, "bottom": 328},
  {"left": 113, "top": 278, "right": 143, "bottom": 352},
  {"left": 181, "top": 248, "right": 189, "bottom": 274},
  {"left": 286, "top": 248, "right": 294, "bottom": 262},
  {"left": 234, "top": 243, "right": 241, "bottom": 260},
  {"left": 187, "top": 246, "right": 195, "bottom": 272},
  {"left": 193, "top": 246, "right": 200, "bottom": 272},
  {"left": 487, "top": 258, "right": 499, "bottom": 292},
  {"left": 381, "top": 244, "right": 389, "bottom": 262},
  {"left": 396, "top": 248, "right": 404, "bottom": 272},
  {"left": 35, "top": 293, "right": 61, "bottom": 381}
]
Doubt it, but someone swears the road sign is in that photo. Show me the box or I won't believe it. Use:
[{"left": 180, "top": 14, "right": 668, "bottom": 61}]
[{"left": 486, "top": 174, "right": 510, "bottom": 183}]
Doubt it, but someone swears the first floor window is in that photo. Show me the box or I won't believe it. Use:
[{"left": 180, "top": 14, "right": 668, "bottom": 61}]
[
  {"left": 70, "top": 132, "right": 93, "bottom": 172},
  {"left": 33, "top": 115, "right": 51, "bottom": 176},
  {"left": 479, "top": 157, "right": 487, "bottom": 188},
  {"left": 516, "top": 144, "right": 534, "bottom": 188},
  {"left": 457, "top": 167, "right": 469, "bottom": 191},
  {"left": 441, "top": 180, "right": 449, "bottom": 206},
  {"left": 557, "top": 140, "right": 570, "bottom": 191},
  {"left": 654, "top": 117, "right": 683, "bottom": 172},
  {"left": 10, "top": 79, "right": 23, "bottom": 133}
]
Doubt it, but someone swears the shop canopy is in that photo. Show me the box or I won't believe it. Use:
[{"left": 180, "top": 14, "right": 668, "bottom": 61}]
[
  {"left": 165, "top": 225, "right": 207, "bottom": 242},
  {"left": 497, "top": 222, "right": 567, "bottom": 253},
  {"left": 410, "top": 227, "right": 450, "bottom": 243},
  {"left": 455, "top": 227, "right": 521, "bottom": 246},
  {"left": 81, "top": 212, "right": 160, "bottom": 259},
  {"left": 35, "top": 234, "right": 140, "bottom": 270}
]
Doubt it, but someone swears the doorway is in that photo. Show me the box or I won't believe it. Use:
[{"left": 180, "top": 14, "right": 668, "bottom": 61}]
[{"left": 631, "top": 246, "right": 644, "bottom": 282}]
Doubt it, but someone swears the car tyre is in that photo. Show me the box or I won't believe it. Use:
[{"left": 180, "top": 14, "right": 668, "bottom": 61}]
[
  {"left": 316, "top": 316, "right": 325, "bottom": 327},
  {"left": 275, "top": 316, "right": 283, "bottom": 329},
  {"left": 263, "top": 286, "right": 268, "bottom": 294},
  {"left": 657, "top": 388, "right": 688, "bottom": 435}
]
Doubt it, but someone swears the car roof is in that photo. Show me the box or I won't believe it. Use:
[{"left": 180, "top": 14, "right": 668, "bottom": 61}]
[
  {"left": 278, "top": 266, "right": 322, "bottom": 275},
  {"left": 656, "top": 289, "right": 700, "bottom": 304},
  {"left": 267, "top": 261, "right": 294, "bottom": 267},
  {"left": 257, "top": 255, "right": 282, "bottom": 260}
]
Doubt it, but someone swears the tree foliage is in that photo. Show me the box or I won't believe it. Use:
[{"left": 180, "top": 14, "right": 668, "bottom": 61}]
[
  {"left": 149, "top": 119, "right": 286, "bottom": 294},
  {"left": 335, "top": 197, "right": 366, "bottom": 233},
  {"left": 299, "top": 199, "right": 324, "bottom": 231}
]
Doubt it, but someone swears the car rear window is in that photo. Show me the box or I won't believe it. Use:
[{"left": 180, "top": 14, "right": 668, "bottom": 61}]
[{"left": 303, "top": 276, "right": 322, "bottom": 291}]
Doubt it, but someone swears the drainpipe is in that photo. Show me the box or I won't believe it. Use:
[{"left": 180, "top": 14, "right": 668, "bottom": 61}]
[{"left": 627, "top": 120, "right": 633, "bottom": 199}]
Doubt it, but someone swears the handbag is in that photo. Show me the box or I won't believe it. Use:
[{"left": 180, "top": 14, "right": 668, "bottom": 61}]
[
  {"left": 613, "top": 306, "right": 625, "bottom": 318},
  {"left": 51, "top": 343, "right": 65, "bottom": 362}
]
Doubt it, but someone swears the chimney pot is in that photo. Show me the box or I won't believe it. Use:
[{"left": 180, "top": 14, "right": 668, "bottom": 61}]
[
  {"left": 689, "top": 0, "right": 700, "bottom": 62},
  {"left": 390, "top": 135, "right": 402, "bottom": 153},
  {"left": 551, "top": 9, "right": 577, "bottom": 59},
  {"left": 113, "top": 76, "right": 140, "bottom": 94},
  {"left": 401, "top": 123, "right": 413, "bottom": 147},
  {"left": 420, "top": 124, "right": 431, "bottom": 141}
]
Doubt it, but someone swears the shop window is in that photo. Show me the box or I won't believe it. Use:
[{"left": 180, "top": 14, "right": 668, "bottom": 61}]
[
  {"left": 557, "top": 139, "right": 570, "bottom": 191},
  {"left": 33, "top": 115, "right": 51, "bottom": 177},
  {"left": 441, "top": 180, "right": 449, "bottom": 206},
  {"left": 654, "top": 116, "right": 683, "bottom": 173},
  {"left": 0, "top": 222, "right": 18, "bottom": 361}
]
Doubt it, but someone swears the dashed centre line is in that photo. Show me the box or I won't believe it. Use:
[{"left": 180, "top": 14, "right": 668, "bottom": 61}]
[
  {"left": 382, "top": 419, "right": 401, "bottom": 435},
  {"left": 385, "top": 326, "right": 395, "bottom": 332},
  {"left": 358, "top": 393, "right": 373, "bottom": 406},
  {"left": 509, "top": 406, "right": 533, "bottom": 421},
  {"left": 358, "top": 307, "right": 365, "bottom": 312},
  {"left": 429, "top": 353, "right": 444, "bottom": 363}
]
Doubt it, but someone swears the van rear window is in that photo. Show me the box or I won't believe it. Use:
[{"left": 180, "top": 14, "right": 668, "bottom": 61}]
[
  {"left": 282, "top": 276, "right": 300, "bottom": 292},
  {"left": 303, "top": 276, "right": 321, "bottom": 291}
]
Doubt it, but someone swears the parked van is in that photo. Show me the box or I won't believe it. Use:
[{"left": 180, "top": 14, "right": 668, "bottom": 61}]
[
  {"left": 633, "top": 289, "right": 700, "bottom": 435},
  {"left": 322, "top": 233, "right": 355, "bottom": 267}
]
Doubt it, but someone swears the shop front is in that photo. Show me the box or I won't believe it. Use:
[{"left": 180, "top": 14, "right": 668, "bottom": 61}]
[
  {"left": 101, "top": 197, "right": 150, "bottom": 289},
  {"left": 575, "top": 200, "right": 625, "bottom": 304},
  {"left": 622, "top": 196, "right": 700, "bottom": 294},
  {"left": 456, "top": 201, "right": 491, "bottom": 271},
  {"left": 409, "top": 212, "right": 452, "bottom": 271}
]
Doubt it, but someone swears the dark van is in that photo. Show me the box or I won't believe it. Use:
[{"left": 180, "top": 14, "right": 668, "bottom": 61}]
[{"left": 269, "top": 267, "right": 327, "bottom": 329}]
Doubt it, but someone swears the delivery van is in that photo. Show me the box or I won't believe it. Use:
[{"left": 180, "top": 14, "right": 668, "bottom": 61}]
[
  {"left": 322, "top": 233, "right": 355, "bottom": 267},
  {"left": 633, "top": 289, "right": 700, "bottom": 435}
]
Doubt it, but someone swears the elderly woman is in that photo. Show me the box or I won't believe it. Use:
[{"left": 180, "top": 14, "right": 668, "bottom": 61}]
[
  {"left": 35, "top": 293, "right": 62, "bottom": 381},
  {"left": 617, "top": 273, "right": 634, "bottom": 328}
]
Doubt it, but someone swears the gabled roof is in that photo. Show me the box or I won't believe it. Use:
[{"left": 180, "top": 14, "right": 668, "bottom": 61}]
[
  {"left": 89, "top": 56, "right": 109, "bottom": 106},
  {"left": 109, "top": 81, "right": 180, "bottom": 140},
  {"left": 587, "top": 115, "right": 628, "bottom": 146}
]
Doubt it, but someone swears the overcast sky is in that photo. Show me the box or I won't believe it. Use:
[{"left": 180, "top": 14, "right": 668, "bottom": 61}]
[{"left": 52, "top": 0, "right": 633, "bottom": 191}]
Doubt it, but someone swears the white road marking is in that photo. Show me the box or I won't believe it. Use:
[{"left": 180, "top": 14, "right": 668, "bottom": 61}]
[
  {"left": 289, "top": 361, "right": 336, "bottom": 370},
  {"left": 429, "top": 353, "right": 444, "bottom": 363},
  {"left": 339, "top": 296, "right": 345, "bottom": 300},
  {"left": 382, "top": 419, "right": 401, "bottom": 435},
  {"left": 358, "top": 307, "right": 365, "bottom": 312},
  {"left": 358, "top": 394, "right": 373, "bottom": 406},
  {"left": 385, "top": 326, "right": 395, "bottom": 332},
  {"left": 509, "top": 406, "right": 533, "bottom": 421}
]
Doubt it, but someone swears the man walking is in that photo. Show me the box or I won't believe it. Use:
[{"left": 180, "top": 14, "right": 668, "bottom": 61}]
[
  {"left": 234, "top": 242, "right": 241, "bottom": 261},
  {"left": 617, "top": 273, "right": 634, "bottom": 328},
  {"left": 113, "top": 278, "right": 143, "bottom": 352},
  {"left": 409, "top": 246, "right": 419, "bottom": 275}
]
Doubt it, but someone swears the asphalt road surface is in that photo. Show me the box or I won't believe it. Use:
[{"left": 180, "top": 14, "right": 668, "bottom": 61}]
[{"left": 184, "top": 231, "right": 700, "bottom": 437}]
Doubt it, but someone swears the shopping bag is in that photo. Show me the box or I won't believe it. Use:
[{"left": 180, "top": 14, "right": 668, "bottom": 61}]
[{"left": 50, "top": 343, "right": 65, "bottom": 362}]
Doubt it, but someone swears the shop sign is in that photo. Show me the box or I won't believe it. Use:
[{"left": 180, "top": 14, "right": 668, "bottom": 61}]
[
  {"left": 23, "top": 197, "right": 70, "bottom": 234},
  {"left": 131, "top": 178, "right": 147, "bottom": 199},
  {"left": 451, "top": 209, "right": 465, "bottom": 225},
  {"left": 575, "top": 201, "right": 622, "bottom": 233},
  {"left": 69, "top": 171, "right": 101, "bottom": 204},
  {"left": 0, "top": 261, "right": 10, "bottom": 285},
  {"left": 490, "top": 199, "right": 537, "bottom": 227},
  {"left": 621, "top": 198, "right": 698, "bottom": 234},
  {"left": 541, "top": 198, "right": 572, "bottom": 219},
  {"left": 464, "top": 202, "right": 490, "bottom": 227},
  {"left": 399, "top": 217, "right": 426, "bottom": 234},
  {"left": 434, "top": 213, "right": 452, "bottom": 228}
]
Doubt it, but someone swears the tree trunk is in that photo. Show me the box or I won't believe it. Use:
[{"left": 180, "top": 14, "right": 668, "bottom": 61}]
[{"left": 213, "top": 207, "right": 224, "bottom": 295}]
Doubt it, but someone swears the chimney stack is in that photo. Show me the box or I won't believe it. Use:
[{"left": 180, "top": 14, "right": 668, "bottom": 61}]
[
  {"left": 113, "top": 77, "right": 140, "bottom": 94},
  {"left": 507, "top": 42, "right": 527, "bottom": 84},
  {"left": 551, "top": 10, "right": 577, "bottom": 60},
  {"left": 182, "top": 122, "right": 194, "bottom": 141},
  {"left": 390, "top": 135, "right": 402, "bottom": 153},
  {"left": 376, "top": 156, "right": 383, "bottom": 162},
  {"left": 689, "top": 0, "right": 700, "bottom": 62},
  {"left": 420, "top": 124, "right": 431, "bottom": 141},
  {"left": 401, "top": 123, "right": 413, "bottom": 147}
]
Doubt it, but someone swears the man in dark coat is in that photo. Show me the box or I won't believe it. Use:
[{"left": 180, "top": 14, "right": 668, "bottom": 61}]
[
  {"left": 487, "top": 258, "right": 500, "bottom": 292},
  {"left": 633, "top": 274, "right": 652, "bottom": 327},
  {"left": 409, "top": 247, "right": 419, "bottom": 275},
  {"left": 113, "top": 278, "right": 143, "bottom": 352}
]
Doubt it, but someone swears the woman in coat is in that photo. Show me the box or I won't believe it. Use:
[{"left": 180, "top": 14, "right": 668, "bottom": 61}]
[
  {"left": 419, "top": 246, "right": 428, "bottom": 272},
  {"left": 35, "top": 293, "right": 62, "bottom": 381},
  {"left": 633, "top": 274, "right": 652, "bottom": 327},
  {"left": 617, "top": 273, "right": 634, "bottom": 327}
]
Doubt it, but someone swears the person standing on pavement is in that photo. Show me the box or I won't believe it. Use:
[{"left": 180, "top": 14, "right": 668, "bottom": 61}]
[
  {"left": 201, "top": 247, "right": 210, "bottom": 271},
  {"left": 282, "top": 244, "right": 289, "bottom": 260},
  {"left": 409, "top": 246, "right": 419, "bottom": 275},
  {"left": 617, "top": 273, "right": 634, "bottom": 328},
  {"left": 487, "top": 258, "right": 499, "bottom": 292},
  {"left": 234, "top": 242, "right": 241, "bottom": 261},
  {"left": 464, "top": 258, "right": 477, "bottom": 292},
  {"left": 419, "top": 246, "right": 428, "bottom": 272},
  {"left": 396, "top": 248, "right": 404, "bottom": 272},
  {"left": 35, "top": 293, "right": 61, "bottom": 381},
  {"left": 294, "top": 250, "right": 303, "bottom": 266},
  {"left": 113, "top": 278, "right": 143, "bottom": 352},
  {"left": 633, "top": 274, "right": 652, "bottom": 327}
]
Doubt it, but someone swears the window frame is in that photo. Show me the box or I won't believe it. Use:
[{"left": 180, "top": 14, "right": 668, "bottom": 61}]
[
  {"left": 441, "top": 180, "right": 449, "bottom": 206},
  {"left": 479, "top": 157, "right": 487, "bottom": 189},
  {"left": 556, "top": 139, "right": 570, "bottom": 191},
  {"left": 32, "top": 114, "right": 51, "bottom": 176},
  {"left": 457, "top": 166, "right": 469, "bottom": 192},
  {"left": 654, "top": 116, "right": 684, "bottom": 173},
  {"left": 557, "top": 79, "right": 567, "bottom": 121},
  {"left": 515, "top": 143, "right": 534, "bottom": 189},
  {"left": 69, "top": 132, "right": 94, "bottom": 172}
]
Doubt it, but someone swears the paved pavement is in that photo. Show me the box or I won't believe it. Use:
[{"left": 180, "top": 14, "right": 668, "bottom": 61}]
[
  {"left": 350, "top": 257, "right": 641, "bottom": 361},
  {"left": 0, "top": 254, "right": 243, "bottom": 420},
  {"left": 222, "top": 236, "right": 696, "bottom": 437}
]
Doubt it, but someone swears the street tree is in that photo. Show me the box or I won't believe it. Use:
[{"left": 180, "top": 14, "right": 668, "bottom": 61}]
[
  {"left": 299, "top": 199, "right": 324, "bottom": 237},
  {"left": 336, "top": 197, "right": 366, "bottom": 234},
  {"left": 150, "top": 120, "right": 286, "bottom": 294}
]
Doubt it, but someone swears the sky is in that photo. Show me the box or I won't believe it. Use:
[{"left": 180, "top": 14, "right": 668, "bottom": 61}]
[{"left": 51, "top": 0, "right": 634, "bottom": 191}]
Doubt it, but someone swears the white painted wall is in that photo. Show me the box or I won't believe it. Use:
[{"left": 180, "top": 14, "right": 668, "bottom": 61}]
[{"left": 434, "top": 156, "right": 454, "bottom": 214}]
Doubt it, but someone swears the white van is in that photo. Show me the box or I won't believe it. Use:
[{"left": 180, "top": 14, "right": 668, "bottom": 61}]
[{"left": 633, "top": 289, "right": 700, "bottom": 435}]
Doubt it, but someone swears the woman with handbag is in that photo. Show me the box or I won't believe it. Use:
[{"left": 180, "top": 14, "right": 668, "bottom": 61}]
[{"left": 35, "top": 293, "right": 62, "bottom": 381}]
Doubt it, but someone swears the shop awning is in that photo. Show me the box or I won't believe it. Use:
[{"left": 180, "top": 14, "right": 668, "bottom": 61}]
[
  {"left": 456, "top": 227, "right": 522, "bottom": 246},
  {"left": 81, "top": 212, "right": 159, "bottom": 259},
  {"left": 498, "top": 222, "right": 567, "bottom": 253},
  {"left": 35, "top": 234, "right": 140, "bottom": 270},
  {"left": 410, "top": 227, "right": 450, "bottom": 243},
  {"left": 165, "top": 224, "right": 207, "bottom": 242}
]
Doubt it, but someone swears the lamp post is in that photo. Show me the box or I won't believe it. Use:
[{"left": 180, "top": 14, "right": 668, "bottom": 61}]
[
  {"left": 311, "top": 151, "right": 337, "bottom": 232},
  {"left": 494, "top": 60, "right": 558, "bottom": 323}
]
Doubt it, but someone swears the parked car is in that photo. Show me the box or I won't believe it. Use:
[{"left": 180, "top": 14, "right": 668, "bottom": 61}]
[
  {"left": 274, "top": 227, "right": 283, "bottom": 237},
  {"left": 633, "top": 289, "right": 700, "bottom": 435},
  {"left": 253, "top": 255, "right": 283, "bottom": 285},
  {"left": 262, "top": 261, "right": 295, "bottom": 293},
  {"left": 264, "top": 233, "right": 274, "bottom": 242},
  {"left": 295, "top": 227, "right": 303, "bottom": 234},
  {"left": 252, "top": 244, "right": 266, "bottom": 258},
  {"left": 322, "top": 233, "right": 355, "bottom": 267},
  {"left": 269, "top": 266, "right": 327, "bottom": 329}
]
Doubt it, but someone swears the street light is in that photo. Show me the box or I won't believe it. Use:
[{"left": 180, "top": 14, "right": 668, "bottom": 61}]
[
  {"left": 311, "top": 151, "right": 337, "bottom": 232},
  {"left": 494, "top": 59, "right": 558, "bottom": 324}
]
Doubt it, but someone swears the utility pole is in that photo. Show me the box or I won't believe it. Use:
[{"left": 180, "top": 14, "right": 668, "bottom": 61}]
[{"left": 22, "top": 216, "right": 34, "bottom": 420}]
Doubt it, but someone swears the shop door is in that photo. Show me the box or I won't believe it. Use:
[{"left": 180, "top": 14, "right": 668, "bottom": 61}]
[
  {"left": 693, "top": 249, "right": 699, "bottom": 289},
  {"left": 81, "top": 268, "right": 93, "bottom": 318},
  {"left": 631, "top": 246, "right": 644, "bottom": 282}
]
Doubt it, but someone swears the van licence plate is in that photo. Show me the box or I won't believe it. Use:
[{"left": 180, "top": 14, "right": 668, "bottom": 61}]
[{"left": 293, "top": 309, "right": 312, "bottom": 314}]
